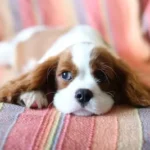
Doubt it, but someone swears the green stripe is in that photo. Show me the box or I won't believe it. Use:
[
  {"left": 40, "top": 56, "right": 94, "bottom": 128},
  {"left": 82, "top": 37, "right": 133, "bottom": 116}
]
[
  {"left": 45, "top": 111, "right": 61, "bottom": 150},
  {"left": 51, "top": 114, "right": 65, "bottom": 150}
]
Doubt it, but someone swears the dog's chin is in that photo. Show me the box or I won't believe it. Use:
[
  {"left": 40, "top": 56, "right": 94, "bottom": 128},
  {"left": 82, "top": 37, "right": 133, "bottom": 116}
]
[
  {"left": 54, "top": 90, "right": 114, "bottom": 116},
  {"left": 72, "top": 109, "right": 93, "bottom": 116}
]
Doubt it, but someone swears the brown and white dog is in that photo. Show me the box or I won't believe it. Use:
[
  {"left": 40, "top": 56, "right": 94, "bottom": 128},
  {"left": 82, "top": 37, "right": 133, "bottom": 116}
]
[{"left": 0, "top": 25, "right": 150, "bottom": 116}]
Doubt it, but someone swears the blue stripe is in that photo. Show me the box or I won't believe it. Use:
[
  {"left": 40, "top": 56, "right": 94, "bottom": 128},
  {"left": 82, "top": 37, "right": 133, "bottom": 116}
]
[
  {"left": 8, "top": 0, "right": 23, "bottom": 32},
  {"left": 72, "top": 0, "right": 87, "bottom": 24},
  {"left": 0, "top": 104, "right": 25, "bottom": 149},
  {"left": 138, "top": 108, "right": 150, "bottom": 150}
]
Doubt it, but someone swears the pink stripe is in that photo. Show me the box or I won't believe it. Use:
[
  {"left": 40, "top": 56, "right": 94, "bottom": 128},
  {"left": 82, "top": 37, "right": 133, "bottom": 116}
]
[
  {"left": 32, "top": 107, "right": 54, "bottom": 150},
  {"left": 61, "top": 115, "right": 95, "bottom": 150},
  {"left": 19, "top": 0, "right": 37, "bottom": 28},
  {"left": 104, "top": 0, "right": 149, "bottom": 66},
  {"left": 86, "top": 117, "right": 95, "bottom": 150},
  {"left": 92, "top": 109, "right": 118, "bottom": 150},
  {"left": 83, "top": 0, "right": 109, "bottom": 41},
  {"left": 38, "top": 0, "right": 61, "bottom": 26},
  {"left": 56, "top": 115, "right": 71, "bottom": 150},
  {"left": 38, "top": 0, "right": 73, "bottom": 26},
  {"left": 4, "top": 109, "right": 48, "bottom": 150}
]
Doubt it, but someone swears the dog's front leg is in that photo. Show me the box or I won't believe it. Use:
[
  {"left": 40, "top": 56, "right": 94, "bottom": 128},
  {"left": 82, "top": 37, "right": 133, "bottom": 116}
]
[{"left": 0, "top": 71, "right": 48, "bottom": 108}]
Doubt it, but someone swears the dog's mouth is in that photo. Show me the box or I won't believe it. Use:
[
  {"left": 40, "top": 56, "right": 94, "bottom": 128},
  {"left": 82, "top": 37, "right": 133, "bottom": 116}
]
[{"left": 72, "top": 109, "right": 93, "bottom": 116}]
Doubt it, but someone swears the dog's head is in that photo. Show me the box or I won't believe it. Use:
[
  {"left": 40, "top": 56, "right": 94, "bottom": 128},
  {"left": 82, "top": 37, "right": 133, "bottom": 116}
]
[
  {"left": 54, "top": 43, "right": 115, "bottom": 116},
  {"left": 31, "top": 43, "right": 150, "bottom": 116}
]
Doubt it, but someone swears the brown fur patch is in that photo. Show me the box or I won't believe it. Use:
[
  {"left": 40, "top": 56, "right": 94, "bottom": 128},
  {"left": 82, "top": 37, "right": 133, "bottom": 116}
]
[
  {"left": 0, "top": 55, "right": 59, "bottom": 103},
  {"left": 56, "top": 49, "right": 78, "bottom": 89},
  {"left": 90, "top": 47, "right": 150, "bottom": 106}
]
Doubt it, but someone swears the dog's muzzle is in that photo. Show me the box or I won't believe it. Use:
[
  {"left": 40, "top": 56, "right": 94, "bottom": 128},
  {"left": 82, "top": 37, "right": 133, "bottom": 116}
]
[{"left": 75, "top": 89, "right": 93, "bottom": 106}]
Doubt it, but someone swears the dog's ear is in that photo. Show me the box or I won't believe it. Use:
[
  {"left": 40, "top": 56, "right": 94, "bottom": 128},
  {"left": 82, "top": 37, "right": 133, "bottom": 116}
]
[
  {"left": 114, "top": 58, "right": 150, "bottom": 107},
  {"left": 0, "top": 55, "right": 59, "bottom": 103}
]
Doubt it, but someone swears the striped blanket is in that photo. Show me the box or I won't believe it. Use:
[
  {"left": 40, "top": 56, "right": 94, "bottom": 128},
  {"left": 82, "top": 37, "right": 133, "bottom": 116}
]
[
  {"left": 1, "top": 0, "right": 150, "bottom": 149},
  {"left": 0, "top": 103, "right": 150, "bottom": 150}
]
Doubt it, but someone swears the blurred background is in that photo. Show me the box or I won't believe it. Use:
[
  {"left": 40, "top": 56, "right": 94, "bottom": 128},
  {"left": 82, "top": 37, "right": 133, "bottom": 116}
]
[
  {"left": 0, "top": 0, "right": 107, "bottom": 86},
  {"left": 0, "top": 0, "right": 149, "bottom": 86}
]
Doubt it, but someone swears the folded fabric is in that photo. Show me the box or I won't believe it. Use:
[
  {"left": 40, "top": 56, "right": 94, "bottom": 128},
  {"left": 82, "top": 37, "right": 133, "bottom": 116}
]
[{"left": 0, "top": 103, "right": 150, "bottom": 150}]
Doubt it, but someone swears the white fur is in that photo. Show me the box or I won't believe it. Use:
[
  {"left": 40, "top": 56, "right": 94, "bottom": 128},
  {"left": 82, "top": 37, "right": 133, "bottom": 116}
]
[
  {"left": 54, "top": 43, "right": 114, "bottom": 116},
  {"left": 0, "top": 26, "right": 47, "bottom": 66},
  {"left": 39, "top": 25, "right": 107, "bottom": 63},
  {"left": 0, "top": 42, "right": 14, "bottom": 65},
  {"left": 13, "top": 26, "right": 48, "bottom": 44},
  {"left": 22, "top": 59, "right": 38, "bottom": 73},
  {"left": 19, "top": 91, "right": 48, "bottom": 108},
  {"left": 39, "top": 25, "right": 118, "bottom": 63}
]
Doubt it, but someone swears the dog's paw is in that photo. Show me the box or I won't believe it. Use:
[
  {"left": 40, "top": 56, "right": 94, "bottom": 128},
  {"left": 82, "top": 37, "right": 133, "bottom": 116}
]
[{"left": 18, "top": 91, "right": 48, "bottom": 108}]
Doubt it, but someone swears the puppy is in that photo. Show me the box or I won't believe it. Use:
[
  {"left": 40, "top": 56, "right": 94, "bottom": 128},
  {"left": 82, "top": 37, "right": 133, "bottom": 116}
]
[{"left": 0, "top": 25, "right": 150, "bottom": 116}]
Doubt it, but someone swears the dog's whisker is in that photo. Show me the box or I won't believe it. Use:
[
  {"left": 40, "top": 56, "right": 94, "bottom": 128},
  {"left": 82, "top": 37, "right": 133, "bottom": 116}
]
[
  {"left": 48, "top": 101, "right": 53, "bottom": 107},
  {"left": 97, "top": 68, "right": 110, "bottom": 84},
  {"left": 45, "top": 91, "right": 56, "bottom": 96},
  {"left": 102, "top": 64, "right": 119, "bottom": 80},
  {"left": 46, "top": 65, "right": 56, "bottom": 83},
  {"left": 46, "top": 68, "right": 53, "bottom": 83},
  {"left": 106, "top": 91, "right": 115, "bottom": 97}
]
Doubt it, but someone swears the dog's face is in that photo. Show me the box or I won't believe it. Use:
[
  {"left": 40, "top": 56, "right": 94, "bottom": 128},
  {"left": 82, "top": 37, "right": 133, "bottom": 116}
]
[
  {"left": 1, "top": 42, "right": 149, "bottom": 116},
  {"left": 18, "top": 43, "right": 149, "bottom": 116},
  {"left": 48, "top": 43, "right": 128, "bottom": 116},
  {"left": 53, "top": 44, "right": 114, "bottom": 116}
]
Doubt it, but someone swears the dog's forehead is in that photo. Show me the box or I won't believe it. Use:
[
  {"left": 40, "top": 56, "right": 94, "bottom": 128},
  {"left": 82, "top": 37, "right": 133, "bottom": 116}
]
[
  {"left": 58, "top": 43, "right": 111, "bottom": 69},
  {"left": 70, "top": 43, "right": 95, "bottom": 68}
]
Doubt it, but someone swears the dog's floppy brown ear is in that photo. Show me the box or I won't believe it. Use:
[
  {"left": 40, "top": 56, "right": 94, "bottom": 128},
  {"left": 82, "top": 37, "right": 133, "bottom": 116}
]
[
  {"left": 114, "top": 59, "right": 150, "bottom": 107},
  {"left": 0, "top": 56, "right": 59, "bottom": 104}
]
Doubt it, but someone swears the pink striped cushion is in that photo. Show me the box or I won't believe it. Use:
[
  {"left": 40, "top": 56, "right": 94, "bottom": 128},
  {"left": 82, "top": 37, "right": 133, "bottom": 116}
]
[{"left": 0, "top": 103, "right": 148, "bottom": 150}]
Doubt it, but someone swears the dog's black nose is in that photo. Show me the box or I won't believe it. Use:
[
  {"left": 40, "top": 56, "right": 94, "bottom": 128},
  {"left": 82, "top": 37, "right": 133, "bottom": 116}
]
[{"left": 75, "top": 89, "right": 93, "bottom": 106}]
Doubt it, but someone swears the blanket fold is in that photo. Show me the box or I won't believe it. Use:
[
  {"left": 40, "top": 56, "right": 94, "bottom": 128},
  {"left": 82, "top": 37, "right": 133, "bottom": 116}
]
[{"left": 0, "top": 103, "right": 149, "bottom": 150}]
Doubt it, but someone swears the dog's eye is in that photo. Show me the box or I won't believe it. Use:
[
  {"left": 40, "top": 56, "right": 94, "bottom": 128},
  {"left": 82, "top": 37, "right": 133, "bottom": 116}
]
[
  {"left": 61, "top": 71, "right": 72, "bottom": 81},
  {"left": 94, "top": 70, "right": 107, "bottom": 83}
]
